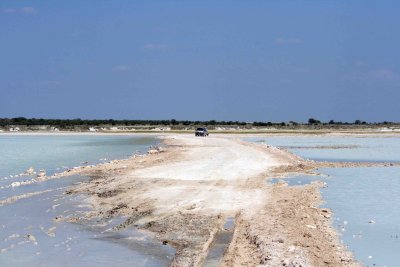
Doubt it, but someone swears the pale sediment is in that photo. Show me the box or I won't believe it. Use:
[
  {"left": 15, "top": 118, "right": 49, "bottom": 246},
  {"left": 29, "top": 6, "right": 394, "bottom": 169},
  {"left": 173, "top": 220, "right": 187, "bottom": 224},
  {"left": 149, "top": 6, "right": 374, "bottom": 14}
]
[{"left": 59, "top": 135, "right": 369, "bottom": 266}]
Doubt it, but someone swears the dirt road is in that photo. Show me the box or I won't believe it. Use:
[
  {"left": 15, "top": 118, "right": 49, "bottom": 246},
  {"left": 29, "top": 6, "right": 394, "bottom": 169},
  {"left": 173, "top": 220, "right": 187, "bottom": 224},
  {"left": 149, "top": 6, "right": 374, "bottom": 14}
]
[{"left": 69, "top": 135, "right": 358, "bottom": 266}]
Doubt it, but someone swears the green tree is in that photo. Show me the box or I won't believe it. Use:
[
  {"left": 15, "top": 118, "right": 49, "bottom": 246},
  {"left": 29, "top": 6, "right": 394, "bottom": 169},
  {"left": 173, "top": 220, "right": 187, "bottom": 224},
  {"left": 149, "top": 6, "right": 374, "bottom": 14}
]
[{"left": 308, "top": 118, "right": 321, "bottom": 124}]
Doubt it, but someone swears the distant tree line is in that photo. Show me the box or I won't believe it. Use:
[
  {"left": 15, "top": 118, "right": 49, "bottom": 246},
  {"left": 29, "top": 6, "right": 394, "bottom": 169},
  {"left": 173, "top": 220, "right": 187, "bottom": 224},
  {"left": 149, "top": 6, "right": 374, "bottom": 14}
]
[
  {"left": 0, "top": 117, "right": 249, "bottom": 127},
  {"left": 306, "top": 118, "right": 395, "bottom": 125},
  {"left": 0, "top": 117, "right": 397, "bottom": 128}
]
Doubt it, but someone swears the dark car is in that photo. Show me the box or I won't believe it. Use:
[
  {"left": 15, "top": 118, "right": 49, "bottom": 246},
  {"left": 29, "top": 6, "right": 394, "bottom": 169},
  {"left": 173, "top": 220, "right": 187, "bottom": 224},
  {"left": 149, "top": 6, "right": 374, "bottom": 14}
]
[{"left": 195, "top": 127, "right": 209, "bottom": 136}]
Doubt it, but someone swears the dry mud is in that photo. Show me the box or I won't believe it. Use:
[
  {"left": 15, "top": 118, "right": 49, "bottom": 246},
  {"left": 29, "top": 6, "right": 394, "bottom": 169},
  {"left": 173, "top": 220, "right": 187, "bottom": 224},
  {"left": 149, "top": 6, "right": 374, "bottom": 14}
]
[{"left": 64, "top": 135, "right": 367, "bottom": 266}]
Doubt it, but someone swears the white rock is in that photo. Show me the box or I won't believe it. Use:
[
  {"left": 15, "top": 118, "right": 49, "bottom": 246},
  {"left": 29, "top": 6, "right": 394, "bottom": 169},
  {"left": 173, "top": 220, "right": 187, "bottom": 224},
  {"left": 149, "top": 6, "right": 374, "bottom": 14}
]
[
  {"left": 11, "top": 182, "right": 21, "bottom": 187},
  {"left": 26, "top": 167, "right": 35, "bottom": 175},
  {"left": 37, "top": 170, "right": 46, "bottom": 177},
  {"left": 147, "top": 149, "right": 159, "bottom": 154},
  {"left": 26, "top": 234, "right": 37, "bottom": 244}
]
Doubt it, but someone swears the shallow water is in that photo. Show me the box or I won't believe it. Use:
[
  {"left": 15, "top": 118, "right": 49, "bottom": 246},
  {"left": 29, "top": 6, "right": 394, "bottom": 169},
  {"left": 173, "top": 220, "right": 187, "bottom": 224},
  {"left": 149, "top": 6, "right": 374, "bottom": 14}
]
[
  {"left": 203, "top": 217, "right": 235, "bottom": 267},
  {"left": 0, "top": 179, "right": 174, "bottom": 267},
  {"left": 321, "top": 167, "right": 400, "bottom": 267},
  {"left": 0, "top": 135, "right": 158, "bottom": 178},
  {"left": 270, "top": 174, "right": 327, "bottom": 186},
  {"left": 247, "top": 136, "right": 400, "bottom": 162},
  {"left": 247, "top": 135, "right": 400, "bottom": 267},
  {"left": 0, "top": 135, "right": 158, "bottom": 199},
  {"left": 0, "top": 135, "right": 174, "bottom": 267}
]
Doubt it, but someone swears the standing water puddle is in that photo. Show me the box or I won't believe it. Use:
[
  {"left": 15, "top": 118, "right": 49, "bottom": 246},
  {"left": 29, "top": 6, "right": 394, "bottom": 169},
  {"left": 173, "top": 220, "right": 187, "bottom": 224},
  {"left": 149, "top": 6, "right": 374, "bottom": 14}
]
[
  {"left": 203, "top": 217, "right": 235, "bottom": 267},
  {"left": 269, "top": 174, "right": 327, "bottom": 186}
]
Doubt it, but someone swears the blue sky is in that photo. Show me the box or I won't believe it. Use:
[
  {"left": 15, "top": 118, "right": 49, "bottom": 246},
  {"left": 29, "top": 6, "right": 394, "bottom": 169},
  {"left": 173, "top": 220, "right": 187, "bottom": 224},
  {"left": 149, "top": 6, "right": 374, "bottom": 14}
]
[{"left": 1, "top": 1, "right": 399, "bottom": 122}]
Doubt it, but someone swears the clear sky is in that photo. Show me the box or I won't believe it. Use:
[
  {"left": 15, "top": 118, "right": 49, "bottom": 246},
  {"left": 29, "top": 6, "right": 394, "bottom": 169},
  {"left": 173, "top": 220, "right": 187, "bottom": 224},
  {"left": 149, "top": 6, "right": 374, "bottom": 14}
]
[{"left": 1, "top": 1, "right": 399, "bottom": 122}]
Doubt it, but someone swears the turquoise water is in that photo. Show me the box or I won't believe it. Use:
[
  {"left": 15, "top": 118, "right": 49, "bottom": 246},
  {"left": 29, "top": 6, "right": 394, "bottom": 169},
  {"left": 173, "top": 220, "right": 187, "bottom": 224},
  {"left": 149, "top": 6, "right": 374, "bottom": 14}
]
[
  {"left": 0, "top": 179, "right": 174, "bottom": 267},
  {"left": 248, "top": 136, "right": 400, "bottom": 162},
  {"left": 247, "top": 136, "right": 400, "bottom": 267},
  {"left": 322, "top": 167, "right": 400, "bottom": 266},
  {"left": 0, "top": 135, "right": 174, "bottom": 267},
  {"left": 0, "top": 135, "right": 158, "bottom": 200},
  {"left": 0, "top": 135, "right": 157, "bottom": 178}
]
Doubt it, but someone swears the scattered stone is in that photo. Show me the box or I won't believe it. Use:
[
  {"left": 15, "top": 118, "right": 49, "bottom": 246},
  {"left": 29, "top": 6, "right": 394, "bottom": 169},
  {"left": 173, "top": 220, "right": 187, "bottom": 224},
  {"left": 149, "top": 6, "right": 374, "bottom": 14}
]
[
  {"left": 40, "top": 226, "right": 56, "bottom": 237},
  {"left": 53, "top": 216, "right": 63, "bottom": 222},
  {"left": 5, "top": 233, "right": 20, "bottom": 241},
  {"left": 11, "top": 182, "right": 21, "bottom": 187},
  {"left": 147, "top": 149, "right": 159, "bottom": 154},
  {"left": 25, "top": 234, "right": 37, "bottom": 244},
  {"left": 25, "top": 167, "right": 35, "bottom": 175},
  {"left": 37, "top": 170, "right": 46, "bottom": 178}
]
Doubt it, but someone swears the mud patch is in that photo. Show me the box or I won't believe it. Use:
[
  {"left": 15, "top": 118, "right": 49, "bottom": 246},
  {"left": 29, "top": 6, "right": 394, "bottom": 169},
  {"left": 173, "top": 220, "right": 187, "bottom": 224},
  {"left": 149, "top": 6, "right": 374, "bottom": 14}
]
[{"left": 269, "top": 175, "right": 327, "bottom": 187}]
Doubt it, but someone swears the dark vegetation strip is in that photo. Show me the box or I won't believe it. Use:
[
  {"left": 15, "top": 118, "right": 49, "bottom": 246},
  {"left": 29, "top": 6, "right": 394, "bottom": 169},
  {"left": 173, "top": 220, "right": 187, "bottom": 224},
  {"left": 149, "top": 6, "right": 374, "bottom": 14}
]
[{"left": 1, "top": 117, "right": 399, "bottom": 129}]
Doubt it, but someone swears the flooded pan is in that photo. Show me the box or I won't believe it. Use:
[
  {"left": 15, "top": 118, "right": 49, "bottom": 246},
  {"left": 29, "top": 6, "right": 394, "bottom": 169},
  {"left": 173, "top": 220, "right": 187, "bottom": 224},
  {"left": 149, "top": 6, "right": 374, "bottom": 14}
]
[{"left": 0, "top": 182, "right": 174, "bottom": 267}]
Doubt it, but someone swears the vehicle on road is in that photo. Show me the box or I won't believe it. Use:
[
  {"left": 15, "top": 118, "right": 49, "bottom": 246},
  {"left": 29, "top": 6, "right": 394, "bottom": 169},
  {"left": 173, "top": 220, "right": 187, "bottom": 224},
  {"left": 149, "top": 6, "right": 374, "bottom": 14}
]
[{"left": 195, "top": 127, "right": 209, "bottom": 137}]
